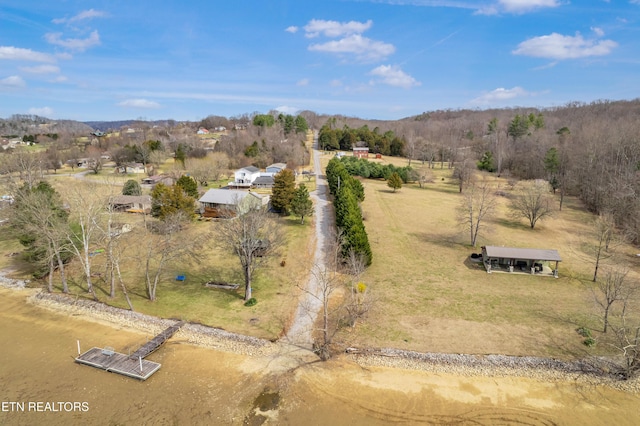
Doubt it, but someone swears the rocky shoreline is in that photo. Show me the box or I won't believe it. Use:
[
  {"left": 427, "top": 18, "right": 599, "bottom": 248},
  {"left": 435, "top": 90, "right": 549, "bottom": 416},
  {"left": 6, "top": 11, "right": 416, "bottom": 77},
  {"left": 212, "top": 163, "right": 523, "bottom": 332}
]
[
  {"left": 28, "top": 291, "right": 279, "bottom": 357},
  {"left": 346, "top": 348, "right": 640, "bottom": 393},
  {"left": 2, "top": 277, "right": 638, "bottom": 393}
]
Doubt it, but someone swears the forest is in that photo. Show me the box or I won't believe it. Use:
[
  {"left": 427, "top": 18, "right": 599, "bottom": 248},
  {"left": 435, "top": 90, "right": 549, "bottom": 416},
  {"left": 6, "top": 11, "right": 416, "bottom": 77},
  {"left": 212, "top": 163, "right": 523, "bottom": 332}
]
[{"left": 315, "top": 99, "right": 640, "bottom": 245}]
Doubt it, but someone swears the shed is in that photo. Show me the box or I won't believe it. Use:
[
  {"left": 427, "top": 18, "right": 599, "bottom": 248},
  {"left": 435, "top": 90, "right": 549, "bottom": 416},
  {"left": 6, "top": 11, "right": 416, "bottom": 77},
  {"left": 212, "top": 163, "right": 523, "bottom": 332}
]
[
  {"left": 481, "top": 246, "right": 561, "bottom": 277},
  {"left": 110, "top": 195, "right": 151, "bottom": 213}
]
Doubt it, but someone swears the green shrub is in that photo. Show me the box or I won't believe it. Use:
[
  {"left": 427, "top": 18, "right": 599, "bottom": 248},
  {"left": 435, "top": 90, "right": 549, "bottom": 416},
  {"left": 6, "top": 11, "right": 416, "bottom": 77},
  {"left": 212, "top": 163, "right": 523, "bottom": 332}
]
[
  {"left": 583, "top": 337, "right": 596, "bottom": 347},
  {"left": 576, "top": 327, "right": 592, "bottom": 338},
  {"left": 244, "top": 297, "right": 257, "bottom": 307}
]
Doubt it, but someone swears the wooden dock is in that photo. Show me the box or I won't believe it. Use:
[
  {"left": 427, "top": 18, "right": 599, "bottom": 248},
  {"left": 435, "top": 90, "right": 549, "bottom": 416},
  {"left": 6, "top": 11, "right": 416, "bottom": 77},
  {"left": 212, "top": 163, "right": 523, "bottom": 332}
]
[
  {"left": 75, "top": 320, "right": 186, "bottom": 380},
  {"left": 130, "top": 321, "right": 186, "bottom": 359},
  {"left": 75, "top": 347, "right": 161, "bottom": 380}
]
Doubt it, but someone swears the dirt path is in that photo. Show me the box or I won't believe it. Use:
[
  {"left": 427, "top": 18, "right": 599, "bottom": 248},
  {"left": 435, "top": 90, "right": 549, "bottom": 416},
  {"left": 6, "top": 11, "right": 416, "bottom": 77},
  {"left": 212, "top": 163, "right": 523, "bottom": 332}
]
[{"left": 283, "top": 131, "right": 332, "bottom": 348}]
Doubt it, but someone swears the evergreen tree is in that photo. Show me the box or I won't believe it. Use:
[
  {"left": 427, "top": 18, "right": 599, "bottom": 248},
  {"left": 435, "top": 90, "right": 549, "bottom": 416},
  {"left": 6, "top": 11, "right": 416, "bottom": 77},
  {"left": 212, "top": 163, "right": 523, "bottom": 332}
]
[
  {"left": 122, "top": 179, "right": 142, "bottom": 196},
  {"left": 387, "top": 172, "right": 403, "bottom": 192},
  {"left": 271, "top": 169, "right": 296, "bottom": 214},
  {"left": 151, "top": 183, "right": 195, "bottom": 220},
  {"left": 176, "top": 175, "right": 199, "bottom": 198},
  {"left": 175, "top": 144, "right": 186, "bottom": 167},
  {"left": 294, "top": 115, "right": 308, "bottom": 134},
  {"left": 477, "top": 151, "right": 496, "bottom": 172},
  {"left": 291, "top": 183, "right": 314, "bottom": 224}
]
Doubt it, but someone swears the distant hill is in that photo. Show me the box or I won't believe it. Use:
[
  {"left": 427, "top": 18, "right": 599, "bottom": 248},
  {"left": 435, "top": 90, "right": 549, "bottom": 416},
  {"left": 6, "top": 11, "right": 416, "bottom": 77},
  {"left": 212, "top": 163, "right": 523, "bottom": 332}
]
[
  {"left": 84, "top": 120, "right": 179, "bottom": 132},
  {"left": 0, "top": 114, "right": 93, "bottom": 136}
]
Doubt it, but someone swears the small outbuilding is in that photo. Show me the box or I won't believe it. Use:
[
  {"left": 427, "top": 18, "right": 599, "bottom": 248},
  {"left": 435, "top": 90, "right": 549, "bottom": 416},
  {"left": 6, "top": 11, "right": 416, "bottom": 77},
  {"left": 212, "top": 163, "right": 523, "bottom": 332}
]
[
  {"left": 110, "top": 195, "right": 152, "bottom": 214},
  {"left": 481, "top": 246, "right": 561, "bottom": 278}
]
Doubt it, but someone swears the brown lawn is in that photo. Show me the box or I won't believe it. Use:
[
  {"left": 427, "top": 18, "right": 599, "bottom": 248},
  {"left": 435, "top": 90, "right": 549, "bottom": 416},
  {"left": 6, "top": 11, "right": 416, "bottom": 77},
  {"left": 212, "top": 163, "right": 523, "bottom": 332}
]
[{"left": 339, "top": 161, "right": 640, "bottom": 359}]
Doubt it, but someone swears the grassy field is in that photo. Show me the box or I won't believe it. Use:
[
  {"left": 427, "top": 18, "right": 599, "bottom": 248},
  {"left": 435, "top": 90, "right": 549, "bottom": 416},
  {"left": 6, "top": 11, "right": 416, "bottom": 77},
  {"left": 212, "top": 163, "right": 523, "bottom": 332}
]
[
  {"left": 0, "top": 136, "right": 319, "bottom": 341},
  {"left": 335, "top": 160, "right": 640, "bottom": 359},
  {"left": 8, "top": 146, "right": 639, "bottom": 359}
]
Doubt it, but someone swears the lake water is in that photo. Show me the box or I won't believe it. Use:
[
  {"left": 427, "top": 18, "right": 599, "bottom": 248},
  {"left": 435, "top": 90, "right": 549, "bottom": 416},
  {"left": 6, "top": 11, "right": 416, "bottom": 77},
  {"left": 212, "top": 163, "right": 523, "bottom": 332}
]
[{"left": 1, "top": 288, "right": 639, "bottom": 425}]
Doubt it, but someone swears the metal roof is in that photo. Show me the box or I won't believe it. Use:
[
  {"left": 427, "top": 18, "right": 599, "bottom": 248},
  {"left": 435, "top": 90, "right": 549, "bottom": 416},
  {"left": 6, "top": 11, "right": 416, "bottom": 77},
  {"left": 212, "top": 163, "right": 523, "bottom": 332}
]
[
  {"left": 198, "top": 189, "right": 262, "bottom": 205},
  {"left": 483, "top": 246, "right": 562, "bottom": 262},
  {"left": 253, "top": 175, "right": 274, "bottom": 184},
  {"left": 111, "top": 195, "right": 151, "bottom": 205}
]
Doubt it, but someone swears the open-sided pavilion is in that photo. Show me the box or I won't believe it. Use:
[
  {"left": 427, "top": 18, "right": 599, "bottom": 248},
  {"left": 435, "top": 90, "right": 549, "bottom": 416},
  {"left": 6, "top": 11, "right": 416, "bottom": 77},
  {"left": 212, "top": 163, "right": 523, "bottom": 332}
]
[{"left": 481, "top": 246, "right": 561, "bottom": 278}]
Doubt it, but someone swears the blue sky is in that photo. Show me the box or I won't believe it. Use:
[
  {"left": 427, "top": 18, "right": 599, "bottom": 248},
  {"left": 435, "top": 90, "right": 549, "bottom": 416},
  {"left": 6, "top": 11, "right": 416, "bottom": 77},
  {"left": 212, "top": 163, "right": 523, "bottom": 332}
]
[{"left": 1, "top": 0, "right": 639, "bottom": 121}]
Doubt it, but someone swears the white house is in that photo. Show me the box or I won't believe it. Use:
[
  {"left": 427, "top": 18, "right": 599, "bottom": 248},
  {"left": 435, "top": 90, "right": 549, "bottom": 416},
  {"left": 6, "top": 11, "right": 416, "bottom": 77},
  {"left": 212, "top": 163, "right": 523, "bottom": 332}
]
[
  {"left": 233, "top": 166, "right": 261, "bottom": 187},
  {"left": 116, "top": 163, "right": 145, "bottom": 174}
]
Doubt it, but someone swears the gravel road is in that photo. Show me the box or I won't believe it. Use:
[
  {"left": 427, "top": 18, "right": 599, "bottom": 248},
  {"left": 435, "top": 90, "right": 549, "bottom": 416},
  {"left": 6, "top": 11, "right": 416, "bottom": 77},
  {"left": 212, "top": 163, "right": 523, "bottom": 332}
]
[{"left": 283, "top": 131, "right": 333, "bottom": 348}]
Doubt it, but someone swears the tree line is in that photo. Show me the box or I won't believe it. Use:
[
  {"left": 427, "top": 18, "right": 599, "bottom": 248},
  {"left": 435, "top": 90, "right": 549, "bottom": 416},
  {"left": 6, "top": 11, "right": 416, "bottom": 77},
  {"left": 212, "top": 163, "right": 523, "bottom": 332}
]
[
  {"left": 325, "top": 157, "right": 372, "bottom": 266},
  {"left": 318, "top": 123, "right": 406, "bottom": 157}
]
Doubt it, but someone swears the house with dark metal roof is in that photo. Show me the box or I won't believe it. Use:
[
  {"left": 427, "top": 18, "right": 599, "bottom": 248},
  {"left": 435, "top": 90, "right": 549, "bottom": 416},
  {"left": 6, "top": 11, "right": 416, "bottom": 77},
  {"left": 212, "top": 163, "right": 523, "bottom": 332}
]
[
  {"left": 481, "top": 246, "right": 561, "bottom": 277},
  {"left": 198, "top": 189, "right": 268, "bottom": 217}
]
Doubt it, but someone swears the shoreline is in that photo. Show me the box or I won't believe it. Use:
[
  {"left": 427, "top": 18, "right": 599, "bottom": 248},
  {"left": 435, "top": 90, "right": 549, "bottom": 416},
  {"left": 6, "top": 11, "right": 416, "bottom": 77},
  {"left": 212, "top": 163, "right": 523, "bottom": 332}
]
[{"left": 2, "top": 275, "right": 639, "bottom": 393}]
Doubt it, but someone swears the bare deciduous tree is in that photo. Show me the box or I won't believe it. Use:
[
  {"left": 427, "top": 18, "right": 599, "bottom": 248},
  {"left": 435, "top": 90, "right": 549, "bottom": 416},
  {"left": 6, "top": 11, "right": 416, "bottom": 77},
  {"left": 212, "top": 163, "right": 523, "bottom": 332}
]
[
  {"left": 216, "top": 206, "right": 281, "bottom": 301},
  {"left": 509, "top": 180, "right": 554, "bottom": 229},
  {"left": 296, "top": 265, "right": 345, "bottom": 361},
  {"left": 452, "top": 157, "right": 475, "bottom": 193},
  {"left": 141, "top": 212, "right": 203, "bottom": 301},
  {"left": 459, "top": 177, "right": 498, "bottom": 247},
  {"left": 64, "top": 183, "right": 104, "bottom": 299},
  {"left": 11, "top": 185, "right": 71, "bottom": 292},
  {"left": 100, "top": 189, "right": 135, "bottom": 309},
  {"left": 588, "top": 212, "right": 623, "bottom": 282},
  {"left": 592, "top": 267, "right": 635, "bottom": 333}
]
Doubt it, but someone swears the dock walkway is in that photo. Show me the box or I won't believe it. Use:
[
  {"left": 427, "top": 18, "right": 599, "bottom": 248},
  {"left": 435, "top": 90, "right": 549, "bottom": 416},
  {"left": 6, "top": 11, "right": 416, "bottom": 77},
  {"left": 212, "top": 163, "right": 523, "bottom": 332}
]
[
  {"left": 75, "top": 320, "right": 186, "bottom": 380},
  {"left": 130, "top": 321, "right": 186, "bottom": 359}
]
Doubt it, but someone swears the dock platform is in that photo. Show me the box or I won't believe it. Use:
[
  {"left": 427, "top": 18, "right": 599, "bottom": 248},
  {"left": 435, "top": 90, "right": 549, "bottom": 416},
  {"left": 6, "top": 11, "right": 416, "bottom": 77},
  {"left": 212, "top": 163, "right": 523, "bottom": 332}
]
[
  {"left": 74, "top": 320, "right": 186, "bottom": 380},
  {"left": 75, "top": 347, "right": 161, "bottom": 380}
]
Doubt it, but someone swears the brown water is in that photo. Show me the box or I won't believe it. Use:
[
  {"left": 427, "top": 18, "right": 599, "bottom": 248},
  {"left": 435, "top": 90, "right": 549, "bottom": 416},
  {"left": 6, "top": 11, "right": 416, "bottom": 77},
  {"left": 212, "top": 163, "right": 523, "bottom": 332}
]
[{"left": 1, "top": 288, "right": 639, "bottom": 426}]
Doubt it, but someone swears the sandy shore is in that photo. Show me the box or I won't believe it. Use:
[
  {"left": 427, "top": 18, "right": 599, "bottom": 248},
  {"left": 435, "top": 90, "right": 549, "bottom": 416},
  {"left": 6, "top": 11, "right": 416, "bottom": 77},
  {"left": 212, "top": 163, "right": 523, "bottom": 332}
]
[{"left": 2, "top": 274, "right": 638, "bottom": 393}]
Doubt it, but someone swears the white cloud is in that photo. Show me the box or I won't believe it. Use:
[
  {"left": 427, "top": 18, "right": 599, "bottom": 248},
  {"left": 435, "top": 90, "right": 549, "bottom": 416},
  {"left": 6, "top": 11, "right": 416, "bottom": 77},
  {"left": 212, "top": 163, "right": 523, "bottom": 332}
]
[
  {"left": 329, "top": 79, "right": 343, "bottom": 87},
  {"left": 304, "top": 19, "right": 373, "bottom": 38},
  {"left": 0, "top": 46, "right": 55, "bottom": 62},
  {"left": 20, "top": 64, "right": 60, "bottom": 74},
  {"left": 45, "top": 30, "right": 100, "bottom": 52},
  {"left": 285, "top": 26, "right": 298, "bottom": 33},
  {"left": 274, "top": 105, "right": 299, "bottom": 114},
  {"left": 591, "top": 27, "right": 604, "bottom": 37},
  {"left": 28, "top": 107, "right": 54, "bottom": 117},
  {"left": 309, "top": 34, "right": 395, "bottom": 62},
  {"left": 498, "top": 0, "right": 560, "bottom": 13},
  {"left": 369, "top": 65, "right": 421, "bottom": 89},
  {"left": 470, "top": 86, "right": 530, "bottom": 105},
  {"left": 513, "top": 32, "right": 617, "bottom": 59},
  {"left": 0, "top": 75, "right": 26, "bottom": 88},
  {"left": 117, "top": 99, "right": 161, "bottom": 109},
  {"left": 475, "top": 0, "right": 560, "bottom": 15},
  {"left": 50, "top": 75, "right": 68, "bottom": 83},
  {"left": 296, "top": 78, "right": 309, "bottom": 86},
  {"left": 52, "top": 9, "right": 107, "bottom": 24}
]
